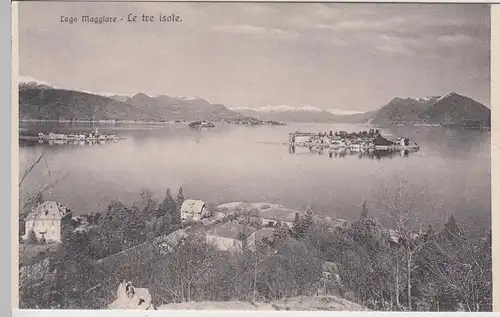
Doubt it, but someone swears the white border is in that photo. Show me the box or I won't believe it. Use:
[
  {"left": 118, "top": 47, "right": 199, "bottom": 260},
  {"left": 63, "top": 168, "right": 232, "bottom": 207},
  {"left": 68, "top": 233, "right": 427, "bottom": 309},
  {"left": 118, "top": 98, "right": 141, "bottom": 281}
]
[{"left": 10, "top": 1, "right": 498, "bottom": 316}]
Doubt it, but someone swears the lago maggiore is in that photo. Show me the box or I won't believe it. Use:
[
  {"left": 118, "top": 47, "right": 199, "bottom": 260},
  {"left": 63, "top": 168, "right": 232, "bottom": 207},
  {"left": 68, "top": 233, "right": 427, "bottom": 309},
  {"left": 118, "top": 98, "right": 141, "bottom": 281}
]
[
  {"left": 19, "top": 119, "right": 490, "bottom": 234},
  {"left": 17, "top": 2, "right": 492, "bottom": 312}
]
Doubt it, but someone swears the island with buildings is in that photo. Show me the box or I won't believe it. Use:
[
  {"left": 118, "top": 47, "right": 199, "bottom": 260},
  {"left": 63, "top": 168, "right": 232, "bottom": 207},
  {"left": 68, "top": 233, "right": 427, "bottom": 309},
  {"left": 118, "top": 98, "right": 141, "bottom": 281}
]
[
  {"left": 288, "top": 129, "right": 419, "bottom": 152},
  {"left": 19, "top": 128, "right": 124, "bottom": 146}
]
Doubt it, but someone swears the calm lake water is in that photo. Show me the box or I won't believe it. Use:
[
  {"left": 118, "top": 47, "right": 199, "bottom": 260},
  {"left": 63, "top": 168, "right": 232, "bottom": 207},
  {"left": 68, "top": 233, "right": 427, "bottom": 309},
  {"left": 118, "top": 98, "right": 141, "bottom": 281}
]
[{"left": 19, "top": 122, "right": 491, "bottom": 233}]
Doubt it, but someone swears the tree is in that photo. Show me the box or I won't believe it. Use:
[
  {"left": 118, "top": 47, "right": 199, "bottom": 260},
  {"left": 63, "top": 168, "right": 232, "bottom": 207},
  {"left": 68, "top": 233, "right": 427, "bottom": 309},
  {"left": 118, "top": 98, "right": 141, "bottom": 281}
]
[
  {"left": 18, "top": 149, "right": 71, "bottom": 241},
  {"left": 303, "top": 207, "right": 314, "bottom": 229},
  {"left": 293, "top": 212, "right": 300, "bottom": 226},
  {"left": 154, "top": 215, "right": 169, "bottom": 236},
  {"left": 344, "top": 208, "right": 395, "bottom": 309},
  {"left": 124, "top": 205, "right": 148, "bottom": 248},
  {"left": 157, "top": 189, "right": 176, "bottom": 220},
  {"left": 158, "top": 236, "right": 217, "bottom": 302},
  {"left": 53, "top": 230, "right": 102, "bottom": 308},
  {"left": 260, "top": 238, "right": 322, "bottom": 300},
  {"left": 240, "top": 208, "right": 261, "bottom": 228},
  {"left": 93, "top": 201, "right": 148, "bottom": 256},
  {"left": 440, "top": 214, "right": 461, "bottom": 243},
  {"left": 176, "top": 187, "right": 185, "bottom": 208},
  {"left": 35, "top": 192, "right": 43, "bottom": 206},
  {"left": 173, "top": 187, "right": 185, "bottom": 225},
  {"left": 374, "top": 178, "right": 428, "bottom": 311},
  {"left": 27, "top": 229, "right": 38, "bottom": 244},
  {"left": 291, "top": 218, "right": 306, "bottom": 239},
  {"left": 292, "top": 208, "right": 314, "bottom": 240},
  {"left": 273, "top": 224, "right": 291, "bottom": 246},
  {"left": 139, "top": 188, "right": 158, "bottom": 218},
  {"left": 61, "top": 222, "right": 75, "bottom": 244},
  {"left": 19, "top": 149, "right": 70, "bottom": 217},
  {"left": 361, "top": 200, "right": 369, "bottom": 219},
  {"left": 415, "top": 220, "right": 492, "bottom": 311}
]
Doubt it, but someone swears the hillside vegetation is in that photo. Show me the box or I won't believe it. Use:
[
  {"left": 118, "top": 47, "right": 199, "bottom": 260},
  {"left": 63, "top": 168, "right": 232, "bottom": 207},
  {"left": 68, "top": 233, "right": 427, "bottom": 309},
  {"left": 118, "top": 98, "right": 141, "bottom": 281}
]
[
  {"left": 19, "top": 184, "right": 492, "bottom": 311},
  {"left": 19, "top": 84, "right": 244, "bottom": 122},
  {"left": 159, "top": 295, "right": 368, "bottom": 311},
  {"left": 372, "top": 93, "right": 490, "bottom": 127}
]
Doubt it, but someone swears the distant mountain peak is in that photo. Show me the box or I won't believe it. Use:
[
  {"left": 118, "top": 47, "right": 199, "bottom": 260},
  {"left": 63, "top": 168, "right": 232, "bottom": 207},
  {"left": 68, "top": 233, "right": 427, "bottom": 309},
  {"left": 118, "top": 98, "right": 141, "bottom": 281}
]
[
  {"left": 373, "top": 92, "right": 490, "bottom": 127},
  {"left": 132, "top": 92, "right": 152, "bottom": 99},
  {"left": 19, "top": 76, "right": 54, "bottom": 89},
  {"left": 232, "top": 105, "right": 329, "bottom": 113},
  {"left": 391, "top": 95, "right": 441, "bottom": 105}
]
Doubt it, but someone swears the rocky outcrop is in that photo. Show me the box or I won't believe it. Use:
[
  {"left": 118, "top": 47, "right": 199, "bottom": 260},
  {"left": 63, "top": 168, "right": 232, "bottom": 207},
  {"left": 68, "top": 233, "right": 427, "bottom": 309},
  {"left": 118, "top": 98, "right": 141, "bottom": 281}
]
[{"left": 108, "top": 281, "right": 153, "bottom": 310}]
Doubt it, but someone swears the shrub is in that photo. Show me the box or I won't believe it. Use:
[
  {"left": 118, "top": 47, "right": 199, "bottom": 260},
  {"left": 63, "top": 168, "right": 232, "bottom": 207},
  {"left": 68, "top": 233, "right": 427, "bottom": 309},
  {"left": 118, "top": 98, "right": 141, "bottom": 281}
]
[{"left": 27, "top": 229, "right": 38, "bottom": 245}]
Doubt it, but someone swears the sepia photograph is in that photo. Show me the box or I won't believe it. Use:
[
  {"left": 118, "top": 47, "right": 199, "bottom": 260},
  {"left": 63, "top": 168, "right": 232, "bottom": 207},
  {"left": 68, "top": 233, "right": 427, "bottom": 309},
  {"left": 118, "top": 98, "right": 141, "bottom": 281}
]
[{"left": 15, "top": 2, "right": 492, "bottom": 312}]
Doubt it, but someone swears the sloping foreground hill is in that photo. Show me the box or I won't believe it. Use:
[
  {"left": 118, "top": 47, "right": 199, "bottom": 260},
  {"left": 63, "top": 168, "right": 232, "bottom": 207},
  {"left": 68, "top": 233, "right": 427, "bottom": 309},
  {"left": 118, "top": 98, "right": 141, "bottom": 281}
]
[
  {"left": 19, "top": 86, "right": 154, "bottom": 121},
  {"left": 158, "top": 295, "right": 368, "bottom": 311},
  {"left": 372, "top": 93, "right": 490, "bottom": 127}
]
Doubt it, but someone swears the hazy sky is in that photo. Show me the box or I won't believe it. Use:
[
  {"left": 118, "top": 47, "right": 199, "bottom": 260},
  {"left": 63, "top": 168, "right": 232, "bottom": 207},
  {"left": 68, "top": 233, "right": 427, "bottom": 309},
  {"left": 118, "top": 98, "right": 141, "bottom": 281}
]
[{"left": 18, "top": 3, "right": 490, "bottom": 112}]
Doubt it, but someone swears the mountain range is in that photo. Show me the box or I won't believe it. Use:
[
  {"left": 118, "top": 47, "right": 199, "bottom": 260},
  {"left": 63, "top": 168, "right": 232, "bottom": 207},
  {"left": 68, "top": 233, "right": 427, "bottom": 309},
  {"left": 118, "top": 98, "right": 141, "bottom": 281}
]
[
  {"left": 18, "top": 78, "right": 490, "bottom": 127},
  {"left": 19, "top": 80, "right": 243, "bottom": 122},
  {"left": 371, "top": 93, "right": 491, "bottom": 127},
  {"left": 233, "top": 93, "right": 490, "bottom": 127},
  {"left": 234, "top": 106, "right": 378, "bottom": 124}
]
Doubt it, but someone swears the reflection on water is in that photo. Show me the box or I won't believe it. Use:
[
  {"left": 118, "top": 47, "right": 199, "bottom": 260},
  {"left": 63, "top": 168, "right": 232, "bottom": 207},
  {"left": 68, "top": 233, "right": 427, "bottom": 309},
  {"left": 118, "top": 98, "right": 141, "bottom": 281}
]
[
  {"left": 19, "top": 122, "right": 491, "bottom": 233},
  {"left": 20, "top": 139, "right": 118, "bottom": 148},
  {"left": 289, "top": 145, "right": 415, "bottom": 159}
]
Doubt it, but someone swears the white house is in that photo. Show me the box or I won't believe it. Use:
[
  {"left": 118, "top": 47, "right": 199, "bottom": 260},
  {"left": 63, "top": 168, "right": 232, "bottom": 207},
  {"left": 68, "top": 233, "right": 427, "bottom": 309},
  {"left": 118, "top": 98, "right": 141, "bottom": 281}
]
[
  {"left": 259, "top": 207, "right": 298, "bottom": 228},
  {"left": 180, "top": 199, "right": 208, "bottom": 222},
  {"left": 24, "top": 201, "right": 73, "bottom": 243},
  {"left": 206, "top": 222, "right": 255, "bottom": 252}
]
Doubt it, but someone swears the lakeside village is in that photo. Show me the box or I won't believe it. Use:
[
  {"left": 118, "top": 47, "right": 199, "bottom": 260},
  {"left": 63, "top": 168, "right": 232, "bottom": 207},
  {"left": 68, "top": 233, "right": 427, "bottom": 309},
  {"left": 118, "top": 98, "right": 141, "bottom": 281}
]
[
  {"left": 21, "top": 199, "right": 420, "bottom": 296},
  {"left": 21, "top": 117, "right": 287, "bottom": 127},
  {"left": 19, "top": 128, "right": 125, "bottom": 146},
  {"left": 21, "top": 199, "right": 406, "bottom": 288},
  {"left": 289, "top": 129, "right": 420, "bottom": 153},
  {"left": 20, "top": 196, "right": 491, "bottom": 310},
  {"left": 188, "top": 118, "right": 286, "bottom": 128}
]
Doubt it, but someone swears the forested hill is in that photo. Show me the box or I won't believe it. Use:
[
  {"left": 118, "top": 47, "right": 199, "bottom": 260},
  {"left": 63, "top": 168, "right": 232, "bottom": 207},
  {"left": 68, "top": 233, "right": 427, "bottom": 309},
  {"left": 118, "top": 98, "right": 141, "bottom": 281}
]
[
  {"left": 371, "top": 93, "right": 491, "bottom": 127},
  {"left": 19, "top": 86, "right": 154, "bottom": 121},
  {"left": 19, "top": 84, "right": 245, "bottom": 122}
]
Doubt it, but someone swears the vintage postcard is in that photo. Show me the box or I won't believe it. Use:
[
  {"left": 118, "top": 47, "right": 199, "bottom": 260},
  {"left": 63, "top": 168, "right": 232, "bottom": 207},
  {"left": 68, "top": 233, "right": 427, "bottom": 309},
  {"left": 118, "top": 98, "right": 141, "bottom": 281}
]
[{"left": 13, "top": 1, "right": 493, "bottom": 312}]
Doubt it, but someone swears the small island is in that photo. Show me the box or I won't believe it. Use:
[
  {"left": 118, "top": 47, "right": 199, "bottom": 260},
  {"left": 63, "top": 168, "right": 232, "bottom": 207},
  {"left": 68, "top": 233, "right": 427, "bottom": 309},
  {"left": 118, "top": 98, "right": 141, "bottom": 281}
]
[
  {"left": 289, "top": 129, "right": 419, "bottom": 151},
  {"left": 188, "top": 121, "right": 216, "bottom": 128},
  {"left": 19, "top": 128, "right": 124, "bottom": 145}
]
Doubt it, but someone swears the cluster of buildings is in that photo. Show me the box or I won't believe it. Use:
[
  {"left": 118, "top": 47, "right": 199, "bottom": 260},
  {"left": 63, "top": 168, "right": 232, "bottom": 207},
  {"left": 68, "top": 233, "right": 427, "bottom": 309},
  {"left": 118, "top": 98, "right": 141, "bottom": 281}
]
[
  {"left": 203, "top": 205, "right": 301, "bottom": 253},
  {"left": 222, "top": 118, "right": 286, "bottom": 126},
  {"left": 205, "top": 223, "right": 275, "bottom": 252},
  {"left": 289, "top": 130, "right": 419, "bottom": 152},
  {"left": 19, "top": 128, "right": 124, "bottom": 146},
  {"left": 188, "top": 121, "right": 216, "bottom": 128},
  {"left": 179, "top": 200, "right": 300, "bottom": 252},
  {"left": 37, "top": 128, "right": 119, "bottom": 142}
]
